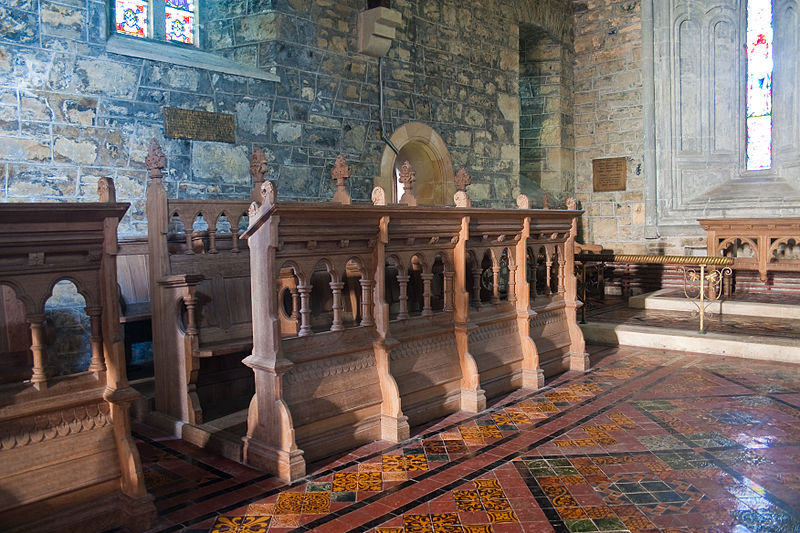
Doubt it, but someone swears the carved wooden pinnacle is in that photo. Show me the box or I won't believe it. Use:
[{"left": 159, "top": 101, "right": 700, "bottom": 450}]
[
  {"left": 331, "top": 154, "right": 352, "bottom": 204},
  {"left": 250, "top": 146, "right": 269, "bottom": 183},
  {"left": 454, "top": 167, "right": 471, "bottom": 192},
  {"left": 146, "top": 139, "right": 166, "bottom": 180},
  {"left": 398, "top": 160, "right": 417, "bottom": 206},
  {"left": 398, "top": 160, "right": 415, "bottom": 188}
]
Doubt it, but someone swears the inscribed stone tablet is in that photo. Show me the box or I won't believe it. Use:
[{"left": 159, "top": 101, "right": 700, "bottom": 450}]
[
  {"left": 592, "top": 157, "right": 627, "bottom": 192},
  {"left": 164, "top": 107, "right": 235, "bottom": 143}
]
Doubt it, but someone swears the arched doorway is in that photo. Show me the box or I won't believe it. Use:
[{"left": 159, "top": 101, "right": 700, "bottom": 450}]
[{"left": 377, "top": 123, "right": 455, "bottom": 205}]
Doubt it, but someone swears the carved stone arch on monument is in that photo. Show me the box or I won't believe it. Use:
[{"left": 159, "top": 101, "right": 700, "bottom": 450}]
[{"left": 378, "top": 122, "right": 455, "bottom": 205}]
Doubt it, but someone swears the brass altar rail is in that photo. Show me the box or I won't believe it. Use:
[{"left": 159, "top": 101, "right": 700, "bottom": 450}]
[
  {"left": 574, "top": 253, "right": 734, "bottom": 333},
  {"left": 574, "top": 254, "right": 734, "bottom": 266}
]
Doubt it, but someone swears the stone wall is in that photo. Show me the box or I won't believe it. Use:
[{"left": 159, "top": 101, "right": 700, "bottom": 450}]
[
  {"left": 0, "top": 0, "right": 552, "bottom": 236},
  {"left": 572, "top": 0, "right": 647, "bottom": 252}
]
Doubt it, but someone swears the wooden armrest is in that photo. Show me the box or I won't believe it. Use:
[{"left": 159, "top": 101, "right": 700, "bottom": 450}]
[
  {"left": 158, "top": 273, "right": 205, "bottom": 288},
  {"left": 195, "top": 339, "right": 253, "bottom": 358}
]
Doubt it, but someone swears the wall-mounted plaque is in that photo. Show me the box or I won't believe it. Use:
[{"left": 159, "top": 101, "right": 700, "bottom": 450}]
[
  {"left": 164, "top": 107, "right": 235, "bottom": 143},
  {"left": 592, "top": 157, "right": 627, "bottom": 192}
]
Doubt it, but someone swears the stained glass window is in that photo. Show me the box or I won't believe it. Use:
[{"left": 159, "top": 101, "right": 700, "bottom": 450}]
[
  {"left": 165, "top": 0, "right": 196, "bottom": 44},
  {"left": 115, "top": 0, "right": 148, "bottom": 38},
  {"left": 746, "top": 0, "right": 773, "bottom": 171},
  {"left": 114, "top": 1, "right": 197, "bottom": 46}
]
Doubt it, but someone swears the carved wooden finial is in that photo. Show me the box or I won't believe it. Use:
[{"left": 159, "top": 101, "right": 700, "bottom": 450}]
[
  {"left": 250, "top": 147, "right": 269, "bottom": 203},
  {"left": 145, "top": 139, "right": 166, "bottom": 181},
  {"left": 331, "top": 154, "right": 352, "bottom": 205},
  {"left": 97, "top": 177, "right": 116, "bottom": 203},
  {"left": 371, "top": 186, "right": 386, "bottom": 206},
  {"left": 250, "top": 146, "right": 269, "bottom": 183},
  {"left": 516, "top": 194, "right": 529, "bottom": 209},
  {"left": 398, "top": 160, "right": 417, "bottom": 206},
  {"left": 454, "top": 167, "right": 471, "bottom": 192},
  {"left": 261, "top": 180, "right": 277, "bottom": 207},
  {"left": 542, "top": 194, "right": 550, "bottom": 209},
  {"left": 566, "top": 196, "right": 578, "bottom": 210}
]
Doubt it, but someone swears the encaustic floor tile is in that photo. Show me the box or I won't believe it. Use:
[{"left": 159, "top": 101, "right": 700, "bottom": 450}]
[{"left": 114, "top": 344, "right": 800, "bottom": 533}]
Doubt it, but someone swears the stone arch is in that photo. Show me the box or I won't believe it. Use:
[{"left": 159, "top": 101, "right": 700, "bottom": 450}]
[{"left": 378, "top": 122, "right": 455, "bottom": 206}]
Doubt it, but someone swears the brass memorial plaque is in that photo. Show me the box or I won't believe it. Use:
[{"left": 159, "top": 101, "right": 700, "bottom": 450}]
[
  {"left": 163, "top": 107, "right": 235, "bottom": 143},
  {"left": 592, "top": 157, "right": 627, "bottom": 192}
]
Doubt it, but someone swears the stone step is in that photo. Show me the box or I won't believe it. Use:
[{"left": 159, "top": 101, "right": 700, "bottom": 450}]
[
  {"left": 580, "top": 320, "right": 800, "bottom": 363},
  {"left": 629, "top": 288, "right": 800, "bottom": 319}
]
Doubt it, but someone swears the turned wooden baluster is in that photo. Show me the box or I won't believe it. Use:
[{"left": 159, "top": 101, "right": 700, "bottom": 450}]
[
  {"left": 443, "top": 271, "right": 454, "bottom": 312},
  {"left": 290, "top": 287, "right": 300, "bottom": 321},
  {"left": 491, "top": 264, "right": 501, "bottom": 304},
  {"left": 297, "top": 285, "right": 313, "bottom": 336},
  {"left": 359, "top": 279, "right": 375, "bottom": 327},
  {"left": 545, "top": 253, "right": 553, "bottom": 295},
  {"left": 86, "top": 306, "right": 106, "bottom": 373},
  {"left": 183, "top": 294, "right": 199, "bottom": 339},
  {"left": 182, "top": 213, "right": 195, "bottom": 255},
  {"left": 208, "top": 213, "right": 218, "bottom": 254},
  {"left": 27, "top": 315, "right": 47, "bottom": 390},
  {"left": 396, "top": 274, "right": 410, "bottom": 319},
  {"left": 558, "top": 254, "right": 566, "bottom": 295},
  {"left": 421, "top": 273, "right": 433, "bottom": 317},
  {"left": 230, "top": 215, "right": 241, "bottom": 254},
  {"left": 330, "top": 281, "right": 345, "bottom": 331},
  {"left": 507, "top": 264, "right": 517, "bottom": 304}
]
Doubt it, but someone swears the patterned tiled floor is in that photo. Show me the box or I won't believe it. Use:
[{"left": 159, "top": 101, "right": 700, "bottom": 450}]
[{"left": 129, "top": 344, "right": 800, "bottom": 533}]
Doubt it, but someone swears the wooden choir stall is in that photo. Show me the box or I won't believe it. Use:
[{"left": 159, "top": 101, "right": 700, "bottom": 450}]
[
  {"left": 240, "top": 169, "right": 586, "bottom": 482},
  {"left": 0, "top": 179, "right": 154, "bottom": 532},
  {"left": 142, "top": 140, "right": 587, "bottom": 483}
]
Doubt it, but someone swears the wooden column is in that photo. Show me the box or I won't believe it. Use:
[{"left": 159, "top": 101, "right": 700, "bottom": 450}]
[
  {"left": 507, "top": 264, "right": 517, "bottom": 304},
  {"left": 421, "top": 273, "right": 433, "bottom": 316},
  {"left": 208, "top": 227, "right": 218, "bottom": 254},
  {"left": 396, "top": 274, "right": 410, "bottom": 319},
  {"left": 86, "top": 306, "right": 106, "bottom": 373},
  {"left": 359, "top": 279, "right": 375, "bottom": 327},
  {"left": 471, "top": 269, "right": 482, "bottom": 308},
  {"left": 330, "top": 281, "right": 345, "bottom": 331},
  {"left": 443, "top": 272, "right": 454, "bottom": 311},
  {"left": 491, "top": 265, "right": 501, "bottom": 304},
  {"left": 27, "top": 314, "right": 47, "bottom": 390},
  {"left": 297, "top": 285, "right": 313, "bottom": 336}
]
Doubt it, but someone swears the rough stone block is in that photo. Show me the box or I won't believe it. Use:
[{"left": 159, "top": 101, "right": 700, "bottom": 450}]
[
  {"left": 190, "top": 143, "right": 250, "bottom": 185},
  {"left": 8, "top": 164, "right": 77, "bottom": 198}
]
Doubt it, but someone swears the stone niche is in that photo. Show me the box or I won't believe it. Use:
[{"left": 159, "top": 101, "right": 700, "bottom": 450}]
[{"left": 377, "top": 122, "right": 456, "bottom": 206}]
